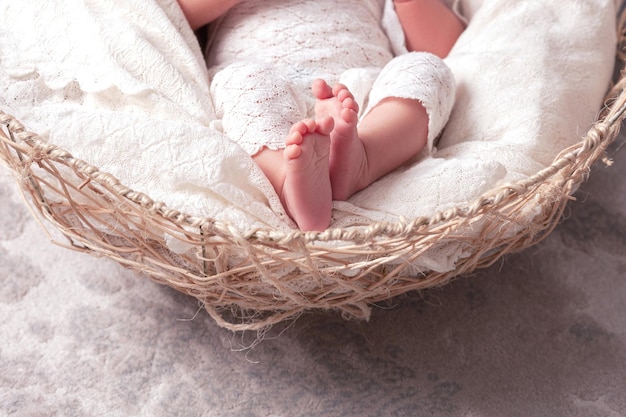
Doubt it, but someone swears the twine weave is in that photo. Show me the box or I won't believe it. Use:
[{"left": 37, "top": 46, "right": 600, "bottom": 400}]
[{"left": 1, "top": 19, "right": 626, "bottom": 331}]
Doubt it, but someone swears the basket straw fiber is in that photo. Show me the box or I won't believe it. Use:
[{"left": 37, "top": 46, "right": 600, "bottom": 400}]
[{"left": 1, "top": 15, "right": 626, "bottom": 331}]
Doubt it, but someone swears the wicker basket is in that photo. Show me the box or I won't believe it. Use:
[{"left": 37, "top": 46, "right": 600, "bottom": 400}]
[{"left": 2, "top": 17, "right": 626, "bottom": 331}]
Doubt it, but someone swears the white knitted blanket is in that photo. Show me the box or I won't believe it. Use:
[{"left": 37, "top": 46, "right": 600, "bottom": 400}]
[{"left": 0, "top": 0, "right": 618, "bottom": 272}]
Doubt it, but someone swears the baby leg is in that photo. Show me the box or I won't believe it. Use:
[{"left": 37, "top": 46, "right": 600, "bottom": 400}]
[
  {"left": 356, "top": 96, "right": 429, "bottom": 188},
  {"left": 312, "top": 52, "right": 456, "bottom": 201},
  {"left": 314, "top": 79, "right": 428, "bottom": 200},
  {"left": 254, "top": 117, "right": 334, "bottom": 231}
]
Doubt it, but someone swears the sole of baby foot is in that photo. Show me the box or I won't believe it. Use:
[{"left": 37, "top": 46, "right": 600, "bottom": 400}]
[
  {"left": 326, "top": 86, "right": 368, "bottom": 201},
  {"left": 281, "top": 117, "right": 334, "bottom": 231}
]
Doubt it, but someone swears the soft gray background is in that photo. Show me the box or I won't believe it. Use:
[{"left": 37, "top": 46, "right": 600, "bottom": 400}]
[{"left": 2, "top": 134, "right": 626, "bottom": 416}]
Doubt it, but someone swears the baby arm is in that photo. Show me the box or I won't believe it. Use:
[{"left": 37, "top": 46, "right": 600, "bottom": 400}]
[
  {"left": 177, "top": 0, "right": 242, "bottom": 30},
  {"left": 393, "top": 0, "right": 464, "bottom": 57}
]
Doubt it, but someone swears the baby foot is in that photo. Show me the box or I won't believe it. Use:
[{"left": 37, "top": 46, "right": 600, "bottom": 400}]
[
  {"left": 281, "top": 117, "right": 334, "bottom": 231},
  {"left": 313, "top": 79, "right": 368, "bottom": 200}
]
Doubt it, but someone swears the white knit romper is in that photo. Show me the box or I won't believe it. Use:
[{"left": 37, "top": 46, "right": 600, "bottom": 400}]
[{"left": 207, "top": 0, "right": 456, "bottom": 155}]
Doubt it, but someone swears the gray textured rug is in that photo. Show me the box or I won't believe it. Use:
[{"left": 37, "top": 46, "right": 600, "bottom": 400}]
[{"left": 2, "top": 135, "right": 626, "bottom": 416}]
